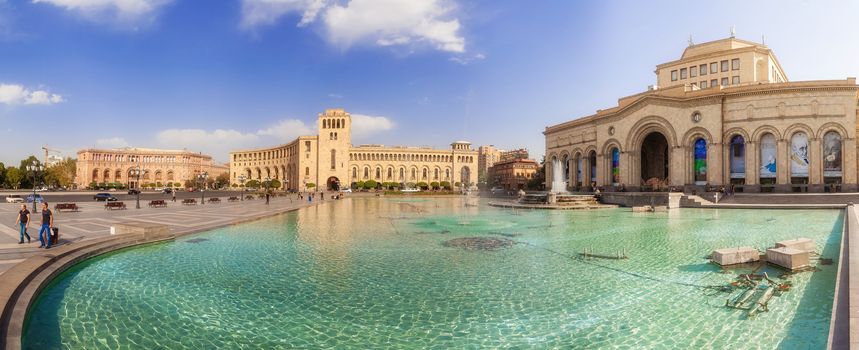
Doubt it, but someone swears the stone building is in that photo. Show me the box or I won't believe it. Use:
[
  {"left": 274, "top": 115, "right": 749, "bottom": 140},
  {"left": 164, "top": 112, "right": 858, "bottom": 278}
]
[
  {"left": 478, "top": 145, "right": 503, "bottom": 185},
  {"left": 544, "top": 36, "right": 858, "bottom": 193},
  {"left": 500, "top": 148, "right": 529, "bottom": 161},
  {"left": 75, "top": 148, "right": 229, "bottom": 189},
  {"left": 230, "top": 109, "right": 479, "bottom": 191},
  {"left": 489, "top": 158, "right": 539, "bottom": 191}
]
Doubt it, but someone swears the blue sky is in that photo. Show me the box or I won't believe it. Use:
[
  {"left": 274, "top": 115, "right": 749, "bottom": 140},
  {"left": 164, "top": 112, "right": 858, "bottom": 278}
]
[{"left": 1, "top": 0, "right": 857, "bottom": 164}]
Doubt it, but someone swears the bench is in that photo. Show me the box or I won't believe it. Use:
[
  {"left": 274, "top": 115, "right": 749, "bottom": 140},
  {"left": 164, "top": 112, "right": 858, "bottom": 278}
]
[
  {"left": 245, "top": 195, "right": 255, "bottom": 200},
  {"left": 148, "top": 200, "right": 167, "bottom": 208},
  {"left": 207, "top": 197, "right": 221, "bottom": 204},
  {"left": 104, "top": 202, "right": 127, "bottom": 210},
  {"left": 227, "top": 196, "right": 240, "bottom": 202},
  {"left": 54, "top": 203, "right": 79, "bottom": 212},
  {"left": 182, "top": 199, "right": 197, "bottom": 205}
]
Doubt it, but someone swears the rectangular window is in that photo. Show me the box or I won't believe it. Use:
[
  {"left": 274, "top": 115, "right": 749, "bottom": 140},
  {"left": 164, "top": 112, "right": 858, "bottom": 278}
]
[
  {"left": 711, "top": 79, "right": 718, "bottom": 87},
  {"left": 721, "top": 60, "right": 729, "bottom": 72},
  {"left": 732, "top": 58, "right": 740, "bottom": 70},
  {"left": 700, "top": 81, "right": 707, "bottom": 88},
  {"left": 710, "top": 62, "right": 718, "bottom": 74},
  {"left": 700, "top": 64, "right": 707, "bottom": 75},
  {"left": 680, "top": 68, "right": 687, "bottom": 79},
  {"left": 721, "top": 77, "right": 729, "bottom": 86},
  {"left": 671, "top": 70, "right": 677, "bottom": 81},
  {"left": 305, "top": 141, "right": 311, "bottom": 152},
  {"left": 689, "top": 66, "right": 697, "bottom": 77},
  {"left": 732, "top": 76, "right": 740, "bottom": 85}
]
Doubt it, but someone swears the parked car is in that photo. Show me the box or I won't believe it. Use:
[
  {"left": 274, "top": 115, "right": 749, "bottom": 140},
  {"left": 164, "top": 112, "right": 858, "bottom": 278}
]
[
  {"left": 162, "top": 188, "right": 173, "bottom": 194},
  {"left": 25, "top": 194, "right": 45, "bottom": 203},
  {"left": 5, "top": 195, "right": 24, "bottom": 203},
  {"left": 93, "top": 193, "right": 118, "bottom": 201},
  {"left": 34, "top": 187, "right": 48, "bottom": 192},
  {"left": 340, "top": 188, "right": 352, "bottom": 193},
  {"left": 128, "top": 189, "right": 141, "bottom": 195},
  {"left": 490, "top": 186, "right": 505, "bottom": 195}
]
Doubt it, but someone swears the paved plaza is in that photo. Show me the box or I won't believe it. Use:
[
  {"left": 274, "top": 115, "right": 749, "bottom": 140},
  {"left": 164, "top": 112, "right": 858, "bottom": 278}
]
[{"left": 0, "top": 194, "right": 316, "bottom": 273}]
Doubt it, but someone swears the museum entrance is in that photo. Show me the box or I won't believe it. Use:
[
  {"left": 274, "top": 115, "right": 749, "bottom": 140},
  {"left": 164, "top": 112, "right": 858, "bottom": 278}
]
[
  {"left": 640, "top": 132, "right": 669, "bottom": 187},
  {"left": 327, "top": 176, "right": 340, "bottom": 191}
]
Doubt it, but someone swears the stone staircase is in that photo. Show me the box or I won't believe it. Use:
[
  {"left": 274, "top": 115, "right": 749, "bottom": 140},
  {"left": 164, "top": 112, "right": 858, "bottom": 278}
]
[{"left": 680, "top": 194, "right": 715, "bottom": 208}]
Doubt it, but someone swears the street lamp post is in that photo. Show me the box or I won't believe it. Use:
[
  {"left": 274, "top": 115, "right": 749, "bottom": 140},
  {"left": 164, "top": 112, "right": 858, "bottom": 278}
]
[
  {"left": 198, "top": 172, "right": 209, "bottom": 205},
  {"left": 238, "top": 174, "right": 246, "bottom": 201},
  {"left": 130, "top": 166, "right": 146, "bottom": 209},
  {"left": 26, "top": 164, "right": 43, "bottom": 213}
]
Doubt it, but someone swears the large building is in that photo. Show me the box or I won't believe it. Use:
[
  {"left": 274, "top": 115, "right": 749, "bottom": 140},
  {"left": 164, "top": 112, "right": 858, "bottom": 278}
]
[
  {"left": 477, "top": 145, "right": 503, "bottom": 185},
  {"left": 75, "top": 148, "right": 229, "bottom": 189},
  {"left": 489, "top": 158, "right": 539, "bottom": 191},
  {"left": 229, "top": 109, "right": 479, "bottom": 191},
  {"left": 544, "top": 36, "right": 858, "bottom": 193}
]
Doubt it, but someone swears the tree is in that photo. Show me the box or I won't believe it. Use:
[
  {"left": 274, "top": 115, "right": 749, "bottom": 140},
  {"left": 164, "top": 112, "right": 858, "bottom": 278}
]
[
  {"left": 416, "top": 181, "right": 429, "bottom": 190},
  {"left": 355, "top": 181, "right": 364, "bottom": 189},
  {"left": 527, "top": 156, "right": 546, "bottom": 190},
  {"left": 18, "top": 156, "right": 43, "bottom": 189},
  {"left": 5, "top": 168, "right": 24, "bottom": 189},
  {"left": 184, "top": 180, "right": 194, "bottom": 189},
  {"left": 0, "top": 162, "right": 5, "bottom": 187},
  {"left": 430, "top": 181, "right": 440, "bottom": 190},
  {"left": 363, "top": 180, "right": 377, "bottom": 190},
  {"left": 215, "top": 172, "right": 230, "bottom": 188},
  {"left": 246, "top": 180, "right": 260, "bottom": 189},
  {"left": 306, "top": 182, "right": 316, "bottom": 189},
  {"left": 269, "top": 179, "right": 281, "bottom": 189},
  {"left": 440, "top": 181, "right": 451, "bottom": 190}
]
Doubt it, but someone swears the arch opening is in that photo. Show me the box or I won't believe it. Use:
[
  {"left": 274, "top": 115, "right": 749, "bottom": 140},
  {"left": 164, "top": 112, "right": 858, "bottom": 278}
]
[{"left": 640, "top": 132, "right": 669, "bottom": 183}]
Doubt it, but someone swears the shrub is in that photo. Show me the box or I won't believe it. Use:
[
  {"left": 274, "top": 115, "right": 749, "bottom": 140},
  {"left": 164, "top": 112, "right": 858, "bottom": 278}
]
[
  {"left": 430, "top": 181, "right": 440, "bottom": 190},
  {"left": 306, "top": 183, "right": 316, "bottom": 189},
  {"left": 246, "top": 180, "right": 260, "bottom": 189},
  {"left": 269, "top": 179, "right": 282, "bottom": 189},
  {"left": 455, "top": 182, "right": 462, "bottom": 187},
  {"left": 355, "top": 181, "right": 364, "bottom": 189},
  {"left": 363, "top": 180, "right": 377, "bottom": 190},
  {"left": 416, "top": 182, "right": 429, "bottom": 190},
  {"left": 440, "top": 181, "right": 451, "bottom": 190}
]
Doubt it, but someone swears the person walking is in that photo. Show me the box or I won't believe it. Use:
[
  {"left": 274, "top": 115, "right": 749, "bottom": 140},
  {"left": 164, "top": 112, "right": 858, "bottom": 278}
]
[
  {"left": 172, "top": 190, "right": 177, "bottom": 202},
  {"left": 38, "top": 202, "right": 53, "bottom": 249},
  {"left": 15, "top": 204, "right": 31, "bottom": 244}
]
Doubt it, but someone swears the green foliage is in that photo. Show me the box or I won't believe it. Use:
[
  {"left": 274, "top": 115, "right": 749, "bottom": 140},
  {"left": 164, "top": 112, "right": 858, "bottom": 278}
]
[
  {"left": 231, "top": 183, "right": 238, "bottom": 188},
  {"left": 184, "top": 180, "right": 194, "bottom": 189},
  {"left": 440, "top": 181, "right": 451, "bottom": 190},
  {"left": 355, "top": 181, "right": 364, "bottom": 189},
  {"left": 156, "top": 181, "right": 163, "bottom": 187},
  {"left": 405, "top": 182, "right": 415, "bottom": 189},
  {"left": 269, "top": 179, "right": 282, "bottom": 189},
  {"left": 0, "top": 162, "right": 5, "bottom": 186},
  {"left": 430, "top": 181, "right": 440, "bottom": 190},
  {"left": 246, "top": 180, "right": 260, "bottom": 189},
  {"left": 215, "top": 172, "right": 230, "bottom": 187},
  {"left": 363, "top": 180, "right": 377, "bottom": 190},
  {"left": 5, "top": 168, "right": 24, "bottom": 189},
  {"left": 166, "top": 182, "right": 173, "bottom": 188},
  {"left": 416, "top": 181, "right": 429, "bottom": 190},
  {"left": 88, "top": 181, "right": 98, "bottom": 190},
  {"left": 454, "top": 182, "right": 461, "bottom": 187},
  {"left": 306, "top": 183, "right": 316, "bottom": 189}
]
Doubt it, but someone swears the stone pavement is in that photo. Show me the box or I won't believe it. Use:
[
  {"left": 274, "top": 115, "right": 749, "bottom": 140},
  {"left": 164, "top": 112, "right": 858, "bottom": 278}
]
[{"left": 0, "top": 195, "right": 316, "bottom": 274}]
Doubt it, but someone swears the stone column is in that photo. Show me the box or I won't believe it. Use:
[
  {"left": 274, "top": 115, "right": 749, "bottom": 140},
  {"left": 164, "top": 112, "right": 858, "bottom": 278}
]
[
  {"left": 844, "top": 138, "right": 857, "bottom": 191},
  {"left": 670, "top": 146, "right": 685, "bottom": 187},
  {"left": 709, "top": 142, "right": 722, "bottom": 186},
  {"left": 808, "top": 137, "right": 823, "bottom": 192},
  {"left": 776, "top": 139, "right": 790, "bottom": 192}
]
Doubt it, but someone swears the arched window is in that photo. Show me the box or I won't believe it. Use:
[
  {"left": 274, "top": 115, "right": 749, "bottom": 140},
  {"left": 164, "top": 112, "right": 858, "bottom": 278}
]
[
  {"left": 434, "top": 168, "right": 439, "bottom": 180},
  {"left": 790, "top": 132, "right": 809, "bottom": 180},
  {"left": 575, "top": 154, "right": 582, "bottom": 187},
  {"left": 610, "top": 147, "right": 620, "bottom": 184},
  {"left": 823, "top": 131, "right": 843, "bottom": 180},
  {"left": 387, "top": 167, "right": 393, "bottom": 179},
  {"left": 759, "top": 134, "right": 776, "bottom": 183},
  {"left": 352, "top": 167, "right": 358, "bottom": 179},
  {"left": 422, "top": 168, "right": 428, "bottom": 180},
  {"left": 399, "top": 168, "right": 405, "bottom": 181},
  {"left": 729, "top": 135, "right": 745, "bottom": 180},
  {"left": 411, "top": 168, "right": 416, "bottom": 180},
  {"left": 363, "top": 167, "right": 369, "bottom": 179},
  {"left": 375, "top": 167, "right": 381, "bottom": 179},
  {"left": 693, "top": 138, "right": 707, "bottom": 184},
  {"left": 588, "top": 151, "right": 597, "bottom": 184}
]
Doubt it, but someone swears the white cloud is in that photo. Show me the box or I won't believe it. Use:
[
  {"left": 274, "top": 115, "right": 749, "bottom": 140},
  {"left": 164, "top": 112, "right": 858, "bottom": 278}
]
[
  {"left": 32, "top": 0, "right": 172, "bottom": 27},
  {"left": 0, "top": 83, "right": 64, "bottom": 105},
  {"left": 256, "top": 119, "right": 313, "bottom": 141},
  {"left": 240, "top": 0, "right": 466, "bottom": 53},
  {"left": 351, "top": 113, "right": 394, "bottom": 139},
  {"left": 96, "top": 137, "right": 129, "bottom": 148},
  {"left": 449, "top": 53, "right": 485, "bottom": 65}
]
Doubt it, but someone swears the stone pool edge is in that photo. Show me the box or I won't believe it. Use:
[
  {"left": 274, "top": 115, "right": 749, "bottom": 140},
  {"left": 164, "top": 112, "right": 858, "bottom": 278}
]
[{"left": 0, "top": 202, "right": 318, "bottom": 350}]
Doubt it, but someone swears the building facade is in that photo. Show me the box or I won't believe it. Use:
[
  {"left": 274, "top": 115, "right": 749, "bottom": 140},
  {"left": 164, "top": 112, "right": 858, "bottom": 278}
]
[
  {"left": 489, "top": 158, "right": 539, "bottom": 191},
  {"left": 230, "top": 109, "right": 479, "bottom": 191},
  {"left": 75, "top": 148, "right": 229, "bottom": 189},
  {"left": 544, "top": 37, "right": 859, "bottom": 193},
  {"left": 478, "top": 145, "right": 503, "bottom": 185},
  {"left": 500, "top": 148, "right": 529, "bottom": 161}
]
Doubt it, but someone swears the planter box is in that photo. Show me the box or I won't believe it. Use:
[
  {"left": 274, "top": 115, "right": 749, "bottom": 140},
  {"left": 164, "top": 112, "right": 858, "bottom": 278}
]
[{"left": 766, "top": 247, "right": 810, "bottom": 270}]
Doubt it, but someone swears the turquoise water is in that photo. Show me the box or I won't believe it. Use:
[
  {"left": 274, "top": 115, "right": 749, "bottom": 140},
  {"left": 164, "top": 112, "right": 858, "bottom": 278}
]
[{"left": 23, "top": 198, "right": 842, "bottom": 349}]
